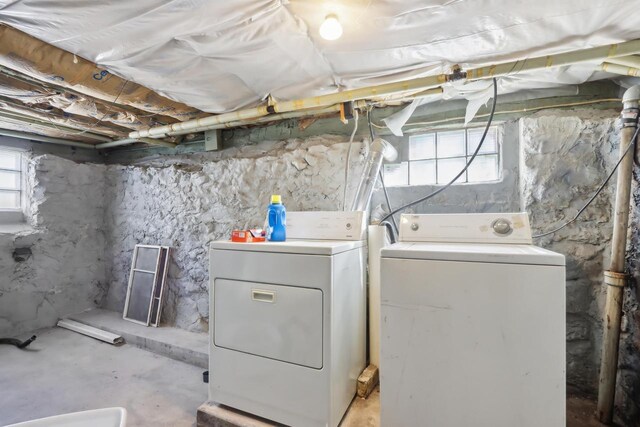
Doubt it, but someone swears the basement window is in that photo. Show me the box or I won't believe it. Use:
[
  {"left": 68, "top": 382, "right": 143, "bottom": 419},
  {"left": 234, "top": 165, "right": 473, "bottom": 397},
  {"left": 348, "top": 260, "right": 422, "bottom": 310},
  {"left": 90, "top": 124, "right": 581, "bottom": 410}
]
[
  {"left": 0, "top": 148, "right": 24, "bottom": 222},
  {"left": 383, "top": 127, "right": 501, "bottom": 186}
]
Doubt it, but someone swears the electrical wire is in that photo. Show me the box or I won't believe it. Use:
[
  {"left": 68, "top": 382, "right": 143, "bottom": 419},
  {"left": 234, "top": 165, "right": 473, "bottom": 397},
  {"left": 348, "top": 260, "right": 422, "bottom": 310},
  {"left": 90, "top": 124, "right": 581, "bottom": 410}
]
[
  {"left": 380, "top": 77, "right": 499, "bottom": 224},
  {"left": 342, "top": 109, "right": 359, "bottom": 210},
  {"left": 532, "top": 125, "right": 640, "bottom": 238},
  {"left": 378, "top": 169, "right": 398, "bottom": 234},
  {"left": 368, "top": 108, "right": 398, "bottom": 233}
]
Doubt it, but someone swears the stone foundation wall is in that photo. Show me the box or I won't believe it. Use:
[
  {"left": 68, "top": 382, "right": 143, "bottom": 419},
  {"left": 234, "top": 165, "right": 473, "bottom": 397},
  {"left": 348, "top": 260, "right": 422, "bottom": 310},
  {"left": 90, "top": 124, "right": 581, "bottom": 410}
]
[
  {"left": 0, "top": 154, "right": 107, "bottom": 336},
  {"left": 103, "top": 136, "right": 366, "bottom": 330},
  {"left": 4, "top": 105, "right": 640, "bottom": 423},
  {"left": 101, "top": 108, "right": 625, "bottom": 399},
  {"left": 519, "top": 109, "right": 620, "bottom": 394}
]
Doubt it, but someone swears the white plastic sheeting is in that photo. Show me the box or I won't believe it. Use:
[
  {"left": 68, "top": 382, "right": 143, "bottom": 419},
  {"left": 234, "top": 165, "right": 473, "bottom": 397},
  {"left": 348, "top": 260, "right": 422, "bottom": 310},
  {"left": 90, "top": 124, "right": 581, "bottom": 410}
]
[{"left": 0, "top": 0, "right": 639, "bottom": 115}]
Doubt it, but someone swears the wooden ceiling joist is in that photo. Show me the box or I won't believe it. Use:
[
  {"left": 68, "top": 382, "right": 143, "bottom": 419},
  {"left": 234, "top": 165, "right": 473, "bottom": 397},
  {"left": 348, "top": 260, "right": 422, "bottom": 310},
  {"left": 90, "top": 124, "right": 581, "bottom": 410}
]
[
  {"left": 0, "top": 70, "right": 175, "bottom": 131},
  {"left": 0, "top": 24, "right": 202, "bottom": 121},
  {"left": 0, "top": 96, "right": 130, "bottom": 139}
]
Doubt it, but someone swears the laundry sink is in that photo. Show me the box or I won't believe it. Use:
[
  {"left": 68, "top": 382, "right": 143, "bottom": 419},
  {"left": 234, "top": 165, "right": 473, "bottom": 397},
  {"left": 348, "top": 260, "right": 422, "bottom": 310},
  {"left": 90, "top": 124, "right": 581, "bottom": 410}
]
[{"left": 6, "top": 407, "right": 126, "bottom": 427}]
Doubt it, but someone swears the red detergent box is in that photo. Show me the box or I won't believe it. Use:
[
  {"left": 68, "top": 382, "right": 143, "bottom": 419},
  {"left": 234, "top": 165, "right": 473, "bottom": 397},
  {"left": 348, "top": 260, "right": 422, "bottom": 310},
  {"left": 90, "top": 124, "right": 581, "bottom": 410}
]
[{"left": 231, "top": 229, "right": 266, "bottom": 243}]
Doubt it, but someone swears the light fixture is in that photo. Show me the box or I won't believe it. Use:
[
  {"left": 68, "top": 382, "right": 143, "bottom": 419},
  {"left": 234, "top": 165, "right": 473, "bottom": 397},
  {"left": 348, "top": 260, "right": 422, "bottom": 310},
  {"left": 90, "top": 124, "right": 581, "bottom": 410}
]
[{"left": 319, "top": 14, "right": 343, "bottom": 41}]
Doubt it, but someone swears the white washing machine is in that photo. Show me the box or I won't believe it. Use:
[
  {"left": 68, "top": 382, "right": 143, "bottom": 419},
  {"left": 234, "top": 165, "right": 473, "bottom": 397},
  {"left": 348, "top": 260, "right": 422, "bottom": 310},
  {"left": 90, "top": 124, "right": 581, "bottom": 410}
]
[
  {"left": 380, "top": 213, "right": 566, "bottom": 427},
  {"left": 209, "top": 211, "right": 366, "bottom": 427}
]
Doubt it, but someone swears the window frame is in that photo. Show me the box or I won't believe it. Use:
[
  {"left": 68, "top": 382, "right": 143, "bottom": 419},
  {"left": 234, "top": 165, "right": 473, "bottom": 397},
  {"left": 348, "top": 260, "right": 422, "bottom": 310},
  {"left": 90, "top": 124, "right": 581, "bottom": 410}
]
[
  {"left": 0, "top": 147, "right": 26, "bottom": 224},
  {"left": 383, "top": 126, "right": 502, "bottom": 187}
]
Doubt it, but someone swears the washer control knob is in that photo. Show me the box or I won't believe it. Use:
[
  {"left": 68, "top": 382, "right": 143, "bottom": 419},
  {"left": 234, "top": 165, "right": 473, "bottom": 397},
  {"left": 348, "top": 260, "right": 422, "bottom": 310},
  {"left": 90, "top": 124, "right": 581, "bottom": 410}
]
[
  {"left": 411, "top": 223, "right": 419, "bottom": 231},
  {"left": 492, "top": 218, "right": 512, "bottom": 235}
]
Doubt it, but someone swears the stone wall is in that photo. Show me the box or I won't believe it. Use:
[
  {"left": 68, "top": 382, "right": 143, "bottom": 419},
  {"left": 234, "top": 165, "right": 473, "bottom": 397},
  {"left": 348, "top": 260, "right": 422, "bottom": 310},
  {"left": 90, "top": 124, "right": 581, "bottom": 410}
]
[
  {"left": 3, "top": 103, "right": 640, "bottom": 423},
  {"left": 100, "top": 108, "right": 624, "bottom": 399},
  {"left": 520, "top": 109, "right": 620, "bottom": 394},
  {"left": 0, "top": 154, "right": 107, "bottom": 336},
  {"left": 103, "top": 136, "right": 366, "bottom": 330}
]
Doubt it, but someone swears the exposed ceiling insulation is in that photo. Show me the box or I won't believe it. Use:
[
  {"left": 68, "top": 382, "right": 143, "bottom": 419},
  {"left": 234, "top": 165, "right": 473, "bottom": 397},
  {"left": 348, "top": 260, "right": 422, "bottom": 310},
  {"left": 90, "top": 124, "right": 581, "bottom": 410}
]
[{"left": 0, "top": 1, "right": 639, "bottom": 148}]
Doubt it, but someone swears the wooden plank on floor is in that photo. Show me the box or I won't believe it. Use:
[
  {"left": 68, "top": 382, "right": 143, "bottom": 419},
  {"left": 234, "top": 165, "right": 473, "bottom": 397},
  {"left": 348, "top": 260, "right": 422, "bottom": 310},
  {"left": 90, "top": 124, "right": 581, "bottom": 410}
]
[
  {"left": 197, "top": 387, "right": 380, "bottom": 427},
  {"left": 357, "top": 364, "right": 379, "bottom": 398}
]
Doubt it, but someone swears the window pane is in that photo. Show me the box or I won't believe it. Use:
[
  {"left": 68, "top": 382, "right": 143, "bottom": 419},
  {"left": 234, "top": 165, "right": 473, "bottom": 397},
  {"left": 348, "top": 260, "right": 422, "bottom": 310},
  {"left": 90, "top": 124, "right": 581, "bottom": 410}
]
[
  {"left": 0, "top": 190, "right": 20, "bottom": 209},
  {"left": 409, "top": 134, "right": 435, "bottom": 160},
  {"left": 0, "top": 150, "right": 21, "bottom": 170},
  {"left": 437, "top": 130, "right": 466, "bottom": 158},
  {"left": 467, "top": 127, "right": 497, "bottom": 154},
  {"left": 409, "top": 160, "right": 436, "bottom": 185},
  {"left": 467, "top": 154, "right": 499, "bottom": 182},
  {"left": 437, "top": 157, "right": 467, "bottom": 184},
  {"left": 383, "top": 162, "right": 408, "bottom": 186},
  {"left": 0, "top": 170, "right": 20, "bottom": 190}
]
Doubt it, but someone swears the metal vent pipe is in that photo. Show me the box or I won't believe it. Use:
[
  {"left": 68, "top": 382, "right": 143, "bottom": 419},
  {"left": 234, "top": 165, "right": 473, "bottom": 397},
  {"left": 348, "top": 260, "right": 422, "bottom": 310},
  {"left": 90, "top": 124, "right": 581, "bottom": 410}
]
[{"left": 350, "top": 138, "right": 398, "bottom": 212}]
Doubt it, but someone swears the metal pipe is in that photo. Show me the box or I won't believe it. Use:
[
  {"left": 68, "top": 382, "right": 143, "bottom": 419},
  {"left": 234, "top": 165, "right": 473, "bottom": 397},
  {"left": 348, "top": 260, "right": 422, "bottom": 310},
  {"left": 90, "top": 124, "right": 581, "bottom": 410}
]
[
  {"left": 606, "top": 55, "right": 640, "bottom": 70},
  {"left": 466, "top": 39, "right": 640, "bottom": 79},
  {"left": 160, "top": 94, "right": 428, "bottom": 138},
  {"left": 94, "top": 137, "right": 177, "bottom": 150},
  {"left": 92, "top": 139, "right": 138, "bottom": 149},
  {"left": 350, "top": 138, "right": 398, "bottom": 212},
  {"left": 599, "top": 62, "right": 640, "bottom": 77},
  {"left": 385, "top": 86, "right": 444, "bottom": 103},
  {"left": 129, "top": 105, "right": 272, "bottom": 138},
  {"left": 114, "top": 108, "right": 357, "bottom": 149},
  {"left": 129, "top": 77, "right": 449, "bottom": 139},
  {"left": 381, "top": 98, "right": 622, "bottom": 131},
  {"left": 164, "top": 104, "right": 345, "bottom": 136},
  {"left": 0, "top": 129, "right": 96, "bottom": 149},
  {"left": 597, "top": 85, "right": 640, "bottom": 424},
  {"left": 126, "top": 39, "right": 640, "bottom": 142}
]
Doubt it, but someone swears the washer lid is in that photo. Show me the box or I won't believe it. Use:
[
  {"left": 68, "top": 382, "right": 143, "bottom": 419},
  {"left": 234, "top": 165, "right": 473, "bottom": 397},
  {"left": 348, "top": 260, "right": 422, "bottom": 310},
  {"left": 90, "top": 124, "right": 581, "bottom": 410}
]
[
  {"left": 210, "top": 239, "right": 364, "bottom": 255},
  {"left": 381, "top": 242, "right": 565, "bottom": 266}
]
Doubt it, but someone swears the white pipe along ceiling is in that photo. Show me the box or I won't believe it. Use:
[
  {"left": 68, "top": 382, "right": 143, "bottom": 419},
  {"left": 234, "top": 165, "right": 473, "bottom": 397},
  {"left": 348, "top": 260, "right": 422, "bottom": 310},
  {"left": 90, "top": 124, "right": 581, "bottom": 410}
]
[{"left": 0, "top": 1, "right": 640, "bottom": 149}]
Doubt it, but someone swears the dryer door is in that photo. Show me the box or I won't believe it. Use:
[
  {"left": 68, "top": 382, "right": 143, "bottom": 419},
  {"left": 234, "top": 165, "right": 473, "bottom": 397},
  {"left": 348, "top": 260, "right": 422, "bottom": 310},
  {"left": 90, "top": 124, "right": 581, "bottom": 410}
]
[{"left": 214, "top": 279, "right": 323, "bottom": 369}]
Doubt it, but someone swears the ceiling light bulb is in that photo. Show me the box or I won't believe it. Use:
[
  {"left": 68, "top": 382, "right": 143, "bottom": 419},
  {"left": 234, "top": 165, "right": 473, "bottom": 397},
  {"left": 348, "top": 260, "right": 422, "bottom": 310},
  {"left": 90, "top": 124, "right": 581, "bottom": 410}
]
[{"left": 319, "top": 14, "right": 342, "bottom": 41}]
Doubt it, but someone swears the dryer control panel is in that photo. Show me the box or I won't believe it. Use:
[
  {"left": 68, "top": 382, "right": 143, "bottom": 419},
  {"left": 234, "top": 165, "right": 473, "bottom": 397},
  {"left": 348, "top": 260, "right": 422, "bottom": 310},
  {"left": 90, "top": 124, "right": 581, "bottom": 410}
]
[
  {"left": 399, "top": 213, "right": 532, "bottom": 244},
  {"left": 287, "top": 211, "right": 366, "bottom": 241}
]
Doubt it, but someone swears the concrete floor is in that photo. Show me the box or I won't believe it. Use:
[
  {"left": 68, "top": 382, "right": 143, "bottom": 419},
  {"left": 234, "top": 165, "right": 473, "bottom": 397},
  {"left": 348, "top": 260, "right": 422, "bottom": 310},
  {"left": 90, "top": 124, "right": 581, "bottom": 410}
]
[
  {"left": 566, "top": 395, "right": 621, "bottom": 427},
  {"left": 69, "top": 308, "right": 208, "bottom": 368},
  {"left": 0, "top": 326, "right": 618, "bottom": 427},
  {"left": 0, "top": 327, "right": 207, "bottom": 426}
]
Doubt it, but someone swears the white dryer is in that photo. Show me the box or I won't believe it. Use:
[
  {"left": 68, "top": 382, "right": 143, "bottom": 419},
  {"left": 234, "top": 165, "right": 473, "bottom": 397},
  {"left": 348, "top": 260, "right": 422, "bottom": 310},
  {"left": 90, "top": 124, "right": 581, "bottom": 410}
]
[
  {"left": 209, "top": 211, "right": 366, "bottom": 427},
  {"left": 380, "top": 213, "right": 566, "bottom": 427}
]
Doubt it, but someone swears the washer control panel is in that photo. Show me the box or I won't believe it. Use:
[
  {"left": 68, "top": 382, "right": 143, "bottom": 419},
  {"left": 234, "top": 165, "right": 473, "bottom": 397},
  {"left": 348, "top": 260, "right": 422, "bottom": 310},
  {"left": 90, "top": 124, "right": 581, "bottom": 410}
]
[{"left": 400, "top": 213, "right": 532, "bottom": 244}]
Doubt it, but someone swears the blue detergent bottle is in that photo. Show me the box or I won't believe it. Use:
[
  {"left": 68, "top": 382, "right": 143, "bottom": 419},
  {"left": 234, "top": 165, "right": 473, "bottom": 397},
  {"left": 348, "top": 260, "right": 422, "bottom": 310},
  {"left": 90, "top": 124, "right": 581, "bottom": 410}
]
[{"left": 267, "top": 194, "right": 286, "bottom": 241}]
